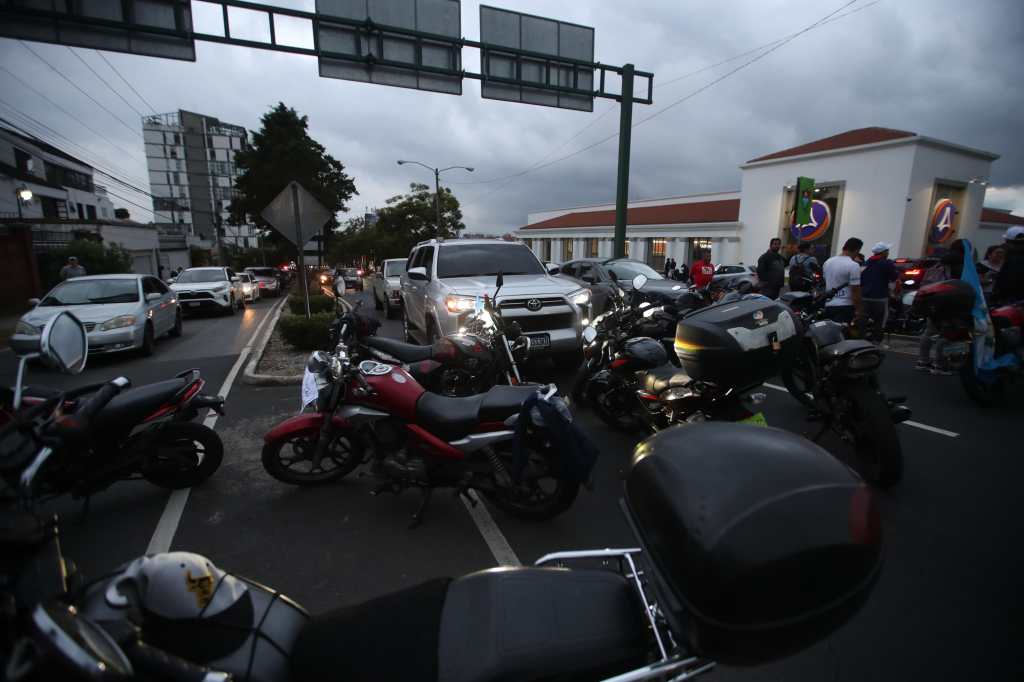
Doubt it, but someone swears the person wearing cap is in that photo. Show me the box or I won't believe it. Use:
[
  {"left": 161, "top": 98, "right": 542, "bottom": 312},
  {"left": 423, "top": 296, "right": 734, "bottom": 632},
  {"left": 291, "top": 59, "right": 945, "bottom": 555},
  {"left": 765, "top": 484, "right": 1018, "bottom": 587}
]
[
  {"left": 59, "top": 255, "right": 86, "bottom": 280},
  {"left": 860, "top": 242, "right": 900, "bottom": 344},
  {"left": 993, "top": 226, "right": 1024, "bottom": 304}
]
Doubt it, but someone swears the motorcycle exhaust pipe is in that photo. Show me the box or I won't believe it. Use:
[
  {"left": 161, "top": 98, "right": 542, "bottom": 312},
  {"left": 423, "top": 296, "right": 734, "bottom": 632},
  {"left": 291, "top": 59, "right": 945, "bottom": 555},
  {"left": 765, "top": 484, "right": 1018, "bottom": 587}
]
[{"left": 192, "top": 394, "right": 226, "bottom": 416}]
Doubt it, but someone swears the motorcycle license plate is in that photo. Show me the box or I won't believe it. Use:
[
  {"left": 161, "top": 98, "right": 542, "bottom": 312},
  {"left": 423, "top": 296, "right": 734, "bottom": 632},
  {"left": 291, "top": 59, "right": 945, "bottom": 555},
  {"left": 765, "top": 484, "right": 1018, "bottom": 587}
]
[
  {"left": 527, "top": 334, "right": 550, "bottom": 349},
  {"left": 740, "top": 412, "right": 769, "bottom": 427}
]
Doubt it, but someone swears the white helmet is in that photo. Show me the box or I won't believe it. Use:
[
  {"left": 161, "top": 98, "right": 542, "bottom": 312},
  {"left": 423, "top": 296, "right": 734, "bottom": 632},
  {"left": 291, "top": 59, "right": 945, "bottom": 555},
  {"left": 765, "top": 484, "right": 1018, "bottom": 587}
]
[{"left": 1004, "top": 225, "right": 1024, "bottom": 242}]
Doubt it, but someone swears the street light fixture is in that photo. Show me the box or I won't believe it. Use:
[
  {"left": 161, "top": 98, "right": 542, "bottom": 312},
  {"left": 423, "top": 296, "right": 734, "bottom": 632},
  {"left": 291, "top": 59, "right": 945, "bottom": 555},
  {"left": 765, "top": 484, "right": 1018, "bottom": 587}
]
[
  {"left": 15, "top": 185, "right": 33, "bottom": 220},
  {"left": 396, "top": 160, "right": 474, "bottom": 235}
]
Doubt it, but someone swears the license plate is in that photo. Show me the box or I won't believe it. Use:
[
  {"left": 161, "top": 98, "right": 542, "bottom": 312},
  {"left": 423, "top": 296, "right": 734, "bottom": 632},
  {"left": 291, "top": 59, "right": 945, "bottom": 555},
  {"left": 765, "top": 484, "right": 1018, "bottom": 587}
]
[
  {"left": 187, "top": 302, "right": 200, "bottom": 308},
  {"left": 527, "top": 334, "right": 550, "bottom": 349},
  {"left": 740, "top": 412, "right": 768, "bottom": 427}
]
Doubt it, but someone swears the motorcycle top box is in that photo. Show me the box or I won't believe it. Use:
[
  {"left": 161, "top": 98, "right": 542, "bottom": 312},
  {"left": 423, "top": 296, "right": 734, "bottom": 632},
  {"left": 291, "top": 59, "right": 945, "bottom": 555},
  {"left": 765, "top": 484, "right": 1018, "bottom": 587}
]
[
  {"left": 624, "top": 423, "right": 882, "bottom": 665},
  {"left": 911, "top": 279, "right": 976, "bottom": 323},
  {"left": 674, "top": 296, "right": 797, "bottom": 388}
]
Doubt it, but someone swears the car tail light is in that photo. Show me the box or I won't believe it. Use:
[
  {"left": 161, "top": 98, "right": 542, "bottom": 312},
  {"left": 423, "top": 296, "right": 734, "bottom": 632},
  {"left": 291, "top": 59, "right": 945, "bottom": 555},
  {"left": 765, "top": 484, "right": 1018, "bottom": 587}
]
[{"left": 904, "top": 268, "right": 922, "bottom": 277}]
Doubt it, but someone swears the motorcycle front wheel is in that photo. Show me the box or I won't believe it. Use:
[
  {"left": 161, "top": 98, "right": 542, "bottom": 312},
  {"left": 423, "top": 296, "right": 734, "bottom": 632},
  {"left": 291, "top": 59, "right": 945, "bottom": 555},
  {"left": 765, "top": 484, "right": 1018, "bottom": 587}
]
[
  {"left": 141, "top": 422, "right": 224, "bottom": 489},
  {"left": 483, "top": 445, "right": 579, "bottom": 521},
  {"left": 842, "top": 383, "right": 903, "bottom": 489},
  {"left": 262, "top": 430, "right": 362, "bottom": 485}
]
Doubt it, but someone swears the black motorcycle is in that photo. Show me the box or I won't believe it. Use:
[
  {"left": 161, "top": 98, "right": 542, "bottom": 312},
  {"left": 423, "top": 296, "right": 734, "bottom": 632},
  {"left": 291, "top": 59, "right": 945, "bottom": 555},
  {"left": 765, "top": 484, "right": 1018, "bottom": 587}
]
[
  {"left": 333, "top": 273, "right": 531, "bottom": 396},
  {"left": 779, "top": 289, "right": 910, "bottom": 488},
  {"left": 575, "top": 275, "right": 792, "bottom": 432},
  {"left": 1, "top": 311, "right": 883, "bottom": 682},
  {"left": 2, "top": 348, "right": 224, "bottom": 501}
]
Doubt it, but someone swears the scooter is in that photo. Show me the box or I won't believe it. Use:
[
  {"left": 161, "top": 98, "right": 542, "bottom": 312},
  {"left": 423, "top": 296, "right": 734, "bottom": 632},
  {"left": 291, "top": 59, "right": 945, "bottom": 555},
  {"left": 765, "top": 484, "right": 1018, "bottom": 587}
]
[{"left": 1, "top": 311, "right": 885, "bottom": 682}]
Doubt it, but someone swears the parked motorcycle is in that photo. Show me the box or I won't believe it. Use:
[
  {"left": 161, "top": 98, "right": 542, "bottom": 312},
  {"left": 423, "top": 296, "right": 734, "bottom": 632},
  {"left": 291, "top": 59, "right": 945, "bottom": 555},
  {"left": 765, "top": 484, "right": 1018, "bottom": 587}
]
[
  {"left": 332, "top": 273, "right": 531, "bottom": 396},
  {"left": 575, "top": 275, "right": 792, "bottom": 433},
  {"left": 912, "top": 279, "right": 1023, "bottom": 406},
  {"left": 1, "top": 319, "right": 224, "bottom": 500},
  {"left": 265, "top": 314, "right": 583, "bottom": 524},
  {"left": 1, "top": 312, "right": 884, "bottom": 682},
  {"left": 780, "top": 289, "right": 910, "bottom": 488},
  {"left": 885, "top": 290, "right": 927, "bottom": 336}
]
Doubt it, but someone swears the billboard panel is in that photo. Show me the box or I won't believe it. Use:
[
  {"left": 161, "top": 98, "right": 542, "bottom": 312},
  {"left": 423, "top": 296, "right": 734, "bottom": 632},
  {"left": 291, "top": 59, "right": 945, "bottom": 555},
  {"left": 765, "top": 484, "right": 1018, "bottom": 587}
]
[
  {"left": 316, "top": 0, "right": 462, "bottom": 95},
  {"left": 0, "top": 0, "right": 195, "bottom": 61},
  {"left": 479, "top": 5, "right": 594, "bottom": 112}
]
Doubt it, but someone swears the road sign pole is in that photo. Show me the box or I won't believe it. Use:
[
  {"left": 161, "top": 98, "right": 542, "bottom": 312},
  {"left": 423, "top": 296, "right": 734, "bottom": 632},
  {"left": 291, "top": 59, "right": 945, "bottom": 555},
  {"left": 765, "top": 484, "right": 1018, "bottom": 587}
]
[
  {"left": 434, "top": 168, "right": 442, "bottom": 236},
  {"left": 292, "top": 183, "right": 311, "bottom": 318},
  {"left": 613, "top": 64, "right": 634, "bottom": 259}
]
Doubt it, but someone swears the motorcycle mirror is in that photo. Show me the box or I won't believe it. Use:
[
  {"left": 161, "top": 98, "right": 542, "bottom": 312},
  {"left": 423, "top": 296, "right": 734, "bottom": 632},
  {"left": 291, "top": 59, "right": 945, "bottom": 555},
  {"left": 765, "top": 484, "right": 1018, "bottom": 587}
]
[
  {"left": 40, "top": 311, "right": 88, "bottom": 375},
  {"left": 582, "top": 326, "right": 598, "bottom": 344},
  {"left": 632, "top": 274, "right": 648, "bottom": 290}
]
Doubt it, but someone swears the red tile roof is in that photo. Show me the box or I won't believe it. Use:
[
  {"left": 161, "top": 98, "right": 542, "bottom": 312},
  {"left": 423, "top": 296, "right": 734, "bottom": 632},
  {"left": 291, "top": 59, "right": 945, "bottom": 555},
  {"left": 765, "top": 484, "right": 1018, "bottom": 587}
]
[
  {"left": 521, "top": 199, "right": 740, "bottom": 230},
  {"left": 980, "top": 208, "right": 1023, "bottom": 225},
  {"left": 747, "top": 127, "right": 917, "bottom": 164}
]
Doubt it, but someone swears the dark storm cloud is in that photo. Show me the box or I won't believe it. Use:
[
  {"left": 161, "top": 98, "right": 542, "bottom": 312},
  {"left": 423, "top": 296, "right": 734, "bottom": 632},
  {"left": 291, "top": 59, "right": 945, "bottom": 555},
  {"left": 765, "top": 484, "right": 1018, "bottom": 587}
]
[{"left": 1, "top": 0, "right": 1021, "bottom": 231}]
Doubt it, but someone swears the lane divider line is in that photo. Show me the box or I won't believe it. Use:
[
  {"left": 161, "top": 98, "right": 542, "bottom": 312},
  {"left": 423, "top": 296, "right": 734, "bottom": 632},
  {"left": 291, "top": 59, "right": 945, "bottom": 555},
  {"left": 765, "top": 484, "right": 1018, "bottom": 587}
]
[
  {"left": 146, "top": 297, "right": 286, "bottom": 555},
  {"left": 462, "top": 490, "right": 522, "bottom": 567},
  {"left": 761, "top": 382, "right": 958, "bottom": 438}
]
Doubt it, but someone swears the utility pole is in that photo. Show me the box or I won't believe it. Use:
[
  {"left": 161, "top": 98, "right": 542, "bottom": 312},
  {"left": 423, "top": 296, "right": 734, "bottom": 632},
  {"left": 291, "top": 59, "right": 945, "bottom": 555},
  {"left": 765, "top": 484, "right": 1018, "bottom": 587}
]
[
  {"left": 613, "top": 64, "right": 635, "bottom": 259},
  {"left": 397, "top": 160, "right": 474, "bottom": 237}
]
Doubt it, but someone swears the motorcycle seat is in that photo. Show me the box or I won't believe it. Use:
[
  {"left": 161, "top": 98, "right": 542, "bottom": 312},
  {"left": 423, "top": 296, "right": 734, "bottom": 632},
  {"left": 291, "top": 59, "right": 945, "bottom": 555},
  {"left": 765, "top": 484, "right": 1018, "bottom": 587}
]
[
  {"left": 290, "top": 568, "right": 646, "bottom": 682},
  {"left": 819, "top": 339, "right": 878, "bottom": 361},
  {"left": 642, "top": 364, "right": 691, "bottom": 395},
  {"left": 93, "top": 377, "right": 190, "bottom": 429},
  {"left": 364, "top": 336, "right": 434, "bottom": 363},
  {"left": 415, "top": 385, "right": 539, "bottom": 441}
]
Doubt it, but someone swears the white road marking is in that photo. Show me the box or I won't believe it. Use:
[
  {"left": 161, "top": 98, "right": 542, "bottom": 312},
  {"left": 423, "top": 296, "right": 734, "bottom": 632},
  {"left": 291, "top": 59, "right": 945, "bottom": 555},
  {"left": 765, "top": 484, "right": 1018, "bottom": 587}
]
[
  {"left": 761, "top": 382, "right": 958, "bottom": 438},
  {"left": 461, "top": 490, "right": 522, "bottom": 566},
  {"left": 146, "top": 298, "right": 286, "bottom": 555}
]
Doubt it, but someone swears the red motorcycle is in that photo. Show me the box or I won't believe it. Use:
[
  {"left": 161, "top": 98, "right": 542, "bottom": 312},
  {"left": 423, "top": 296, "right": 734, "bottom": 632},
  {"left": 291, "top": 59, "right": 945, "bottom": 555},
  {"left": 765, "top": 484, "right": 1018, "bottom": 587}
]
[
  {"left": 260, "top": 316, "right": 584, "bottom": 524},
  {"left": 913, "top": 280, "right": 1023, "bottom": 406}
]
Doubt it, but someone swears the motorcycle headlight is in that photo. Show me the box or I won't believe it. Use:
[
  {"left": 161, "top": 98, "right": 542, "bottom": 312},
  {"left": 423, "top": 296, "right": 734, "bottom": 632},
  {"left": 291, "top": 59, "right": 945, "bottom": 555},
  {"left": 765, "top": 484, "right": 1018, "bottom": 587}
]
[
  {"left": 15, "top": 320, "right": 38, "bottom": 335},
  {"left": 99, "top": 315, "right": 136, "bottom": 331},
  {"left": 569, "top": 288, "right": 591, "bottom": 306},
  {"left": 445, "top": 295, "right": 476, "bottom": 314}
]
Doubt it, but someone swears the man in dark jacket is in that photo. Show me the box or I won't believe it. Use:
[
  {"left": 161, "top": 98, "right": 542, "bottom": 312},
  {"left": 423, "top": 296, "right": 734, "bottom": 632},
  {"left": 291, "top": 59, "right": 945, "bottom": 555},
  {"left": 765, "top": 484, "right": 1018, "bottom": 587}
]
[
  {"left": 756, "top": 238, "right": 787, "bottom": 299},
  {"left": 994, "top": 226, "right": 1024, "bottom": 303}
]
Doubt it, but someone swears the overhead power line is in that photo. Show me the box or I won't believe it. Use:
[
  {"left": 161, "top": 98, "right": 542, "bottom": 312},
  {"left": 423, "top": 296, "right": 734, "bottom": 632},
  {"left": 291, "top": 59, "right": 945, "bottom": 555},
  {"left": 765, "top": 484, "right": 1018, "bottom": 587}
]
[
  {"left": 95, "top": 50, "right": 158, "bottom": 114},
  {"left": 20, "top": 41, "right": 144, "bottom": 140},
  {"left": 66, "top": 47, "right": 146, "bottom": 118},
  {"left": 464, "top": 0, "right": 872, "bottom": 206}
]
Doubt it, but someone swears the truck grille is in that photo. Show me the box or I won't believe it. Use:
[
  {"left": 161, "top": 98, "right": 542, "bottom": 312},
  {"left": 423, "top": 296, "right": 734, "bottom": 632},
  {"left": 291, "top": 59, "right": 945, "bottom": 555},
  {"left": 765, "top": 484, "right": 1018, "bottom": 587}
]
[{"left": 498, "top": 297, "right": 565, "bottom": 311}]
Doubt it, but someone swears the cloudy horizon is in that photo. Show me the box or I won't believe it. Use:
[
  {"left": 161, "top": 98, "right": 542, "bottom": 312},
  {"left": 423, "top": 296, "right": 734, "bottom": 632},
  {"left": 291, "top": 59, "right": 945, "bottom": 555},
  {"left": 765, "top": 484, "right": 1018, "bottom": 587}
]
[{"left": 1, "top": 0, "right": 1021, "bottom": 233}]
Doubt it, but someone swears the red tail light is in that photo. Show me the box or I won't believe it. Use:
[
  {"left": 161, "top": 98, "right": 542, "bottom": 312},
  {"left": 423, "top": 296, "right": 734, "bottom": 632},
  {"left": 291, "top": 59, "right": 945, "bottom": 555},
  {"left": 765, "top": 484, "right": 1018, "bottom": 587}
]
[
  {"left": 145, "top": 379, "right": 204, "bottom": 422},
  {"left": 904, "top": 268, "right": 922, "bottom": 276}
]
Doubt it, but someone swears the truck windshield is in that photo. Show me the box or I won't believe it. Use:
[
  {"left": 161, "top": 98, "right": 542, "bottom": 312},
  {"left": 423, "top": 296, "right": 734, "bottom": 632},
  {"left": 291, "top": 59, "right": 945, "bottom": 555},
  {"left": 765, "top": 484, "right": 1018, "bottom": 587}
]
[
  {"left": 177, "top": 269, "right": 226, "bottom": 283},
  {"left": 436, "top": 244, "right": 545, "bottom": 278},
  {"left": 384, "top": 261, "right": 407, "bottom": 278}
]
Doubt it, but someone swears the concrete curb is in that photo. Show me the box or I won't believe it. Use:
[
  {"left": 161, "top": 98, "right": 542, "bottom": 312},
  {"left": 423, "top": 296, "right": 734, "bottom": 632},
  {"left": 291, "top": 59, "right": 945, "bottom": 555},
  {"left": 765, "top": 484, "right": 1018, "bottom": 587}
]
[{"left": 240, "top": 296, "right": 352, "bottom": 386}]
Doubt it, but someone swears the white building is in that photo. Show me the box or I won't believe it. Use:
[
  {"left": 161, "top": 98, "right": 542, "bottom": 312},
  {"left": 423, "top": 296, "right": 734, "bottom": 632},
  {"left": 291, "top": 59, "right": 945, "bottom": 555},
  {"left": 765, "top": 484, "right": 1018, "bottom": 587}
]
[
  {"left": 142, "top": 110, "right": 258, "bottom": 249},
  {"left": 517, "top": 127, "right": 1021, "bottom": 268}
]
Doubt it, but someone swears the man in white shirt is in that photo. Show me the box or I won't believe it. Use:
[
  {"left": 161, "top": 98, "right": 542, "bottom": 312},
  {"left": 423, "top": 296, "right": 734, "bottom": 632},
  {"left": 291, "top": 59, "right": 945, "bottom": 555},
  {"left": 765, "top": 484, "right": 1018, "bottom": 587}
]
[{"left": 822, "top": 237, "right": 865, "bottom": 323}]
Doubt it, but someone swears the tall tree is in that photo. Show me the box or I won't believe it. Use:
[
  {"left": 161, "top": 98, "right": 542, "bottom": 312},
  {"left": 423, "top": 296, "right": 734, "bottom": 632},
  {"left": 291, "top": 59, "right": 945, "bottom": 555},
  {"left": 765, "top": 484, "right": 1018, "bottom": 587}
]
[
  {"left": 327, "top": 183, "right": 465, "bottom": 264},
  {"left": 231, "top": 103, "right": 357, "bottom": 261}
]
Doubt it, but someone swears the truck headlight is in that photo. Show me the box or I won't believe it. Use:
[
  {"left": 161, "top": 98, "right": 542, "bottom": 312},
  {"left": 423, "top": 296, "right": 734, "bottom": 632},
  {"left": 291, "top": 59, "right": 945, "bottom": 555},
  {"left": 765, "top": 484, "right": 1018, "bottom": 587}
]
[
  {"left": 15, "top": 320, "right": 38, "bottom": 335},
  {"left": 445, "top": 295, "right": 476, "bottom": 313},
  {"left": 569, "top": 288, "right": 591, "bottom": 306},
  {"left": 99, "top": 315, "right": 136, "bottom": 331}
]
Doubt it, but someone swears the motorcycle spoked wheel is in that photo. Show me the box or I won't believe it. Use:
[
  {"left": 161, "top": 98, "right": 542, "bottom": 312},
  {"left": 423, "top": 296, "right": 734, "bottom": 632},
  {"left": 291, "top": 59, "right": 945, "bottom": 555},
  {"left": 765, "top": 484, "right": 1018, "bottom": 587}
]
[
  {"left": 483, "top": 443, "right": 579, "bottom": 521},
  {"left": 261, "top": 430, "right": 363, "bottom": 485},
  {"left": 141, "top": 422, "right": 224, "bottom": 489},
  {"left": 841, "top": 383, "right": 903, "bottom": 489}
]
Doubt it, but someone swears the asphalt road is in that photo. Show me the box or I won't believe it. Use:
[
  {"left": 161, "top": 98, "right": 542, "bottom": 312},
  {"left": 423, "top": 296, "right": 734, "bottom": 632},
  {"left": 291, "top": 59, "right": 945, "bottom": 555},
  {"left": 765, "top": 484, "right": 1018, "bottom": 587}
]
[{"left": 5, "top": 287, "right": 1021, "bottom": 680}]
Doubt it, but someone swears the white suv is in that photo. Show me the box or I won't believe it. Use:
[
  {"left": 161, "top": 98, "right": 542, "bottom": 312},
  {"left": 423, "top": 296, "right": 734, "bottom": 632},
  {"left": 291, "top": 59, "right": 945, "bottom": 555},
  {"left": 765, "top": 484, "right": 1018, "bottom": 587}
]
[
  {"left": 399, "top": 239, "right": 591, "bottom": 354},
  {"left": 170, "top": 267, "right": 246, "bottom": 315}
]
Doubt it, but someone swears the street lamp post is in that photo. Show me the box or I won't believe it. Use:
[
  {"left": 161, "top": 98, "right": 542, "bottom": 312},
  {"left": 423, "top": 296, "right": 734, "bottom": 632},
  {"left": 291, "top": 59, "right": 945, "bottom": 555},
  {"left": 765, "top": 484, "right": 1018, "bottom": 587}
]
[
  {"left": 15, "top": 185, "right": 33, "bottom": 220},
  {"left": 396, "top": 160, "right": 474, "bottom": 236}
]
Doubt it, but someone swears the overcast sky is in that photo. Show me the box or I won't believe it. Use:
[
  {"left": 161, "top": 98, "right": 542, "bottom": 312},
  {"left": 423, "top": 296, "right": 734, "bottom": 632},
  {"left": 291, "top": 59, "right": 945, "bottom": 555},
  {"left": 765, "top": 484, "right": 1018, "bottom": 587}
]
[{"left": 1, "top": 0, "right": 1021, "bottom": 233}]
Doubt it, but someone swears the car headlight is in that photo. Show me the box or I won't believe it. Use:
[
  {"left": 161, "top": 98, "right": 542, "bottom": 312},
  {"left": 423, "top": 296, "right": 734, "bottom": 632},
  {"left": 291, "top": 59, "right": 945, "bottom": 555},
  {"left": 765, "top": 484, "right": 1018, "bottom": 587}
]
[
  {"left": 15, "top": 320, "right": 38, "bottom": 335},
  {"left": 99, "top": 315, "right": 136, "bottom": 331},
  {"left": 569, "top": 288, "right": 591, "bottom": 306},
  {"left": 445, "top": 294, "right": 477, "bottom": 313}
]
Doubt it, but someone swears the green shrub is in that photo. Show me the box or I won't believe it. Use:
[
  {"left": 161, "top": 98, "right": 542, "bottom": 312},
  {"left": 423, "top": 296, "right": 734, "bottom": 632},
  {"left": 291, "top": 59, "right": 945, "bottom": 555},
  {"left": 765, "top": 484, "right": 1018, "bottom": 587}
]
[
  {"left": 277, "top": 312, "right": 334, "bottom": 351},
  {"left": 287, "top": 293, "right": 334, "bottom": 315},
  {"left": 38, "top": 239, "right": 133, "bottom": 290}
]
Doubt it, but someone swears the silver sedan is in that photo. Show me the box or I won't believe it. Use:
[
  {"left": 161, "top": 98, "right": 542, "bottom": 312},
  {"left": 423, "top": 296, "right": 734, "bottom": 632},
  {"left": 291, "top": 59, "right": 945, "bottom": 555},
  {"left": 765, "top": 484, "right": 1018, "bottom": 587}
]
[{"left": 10, "top": 274, "right": 182, "bottom": 357}]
